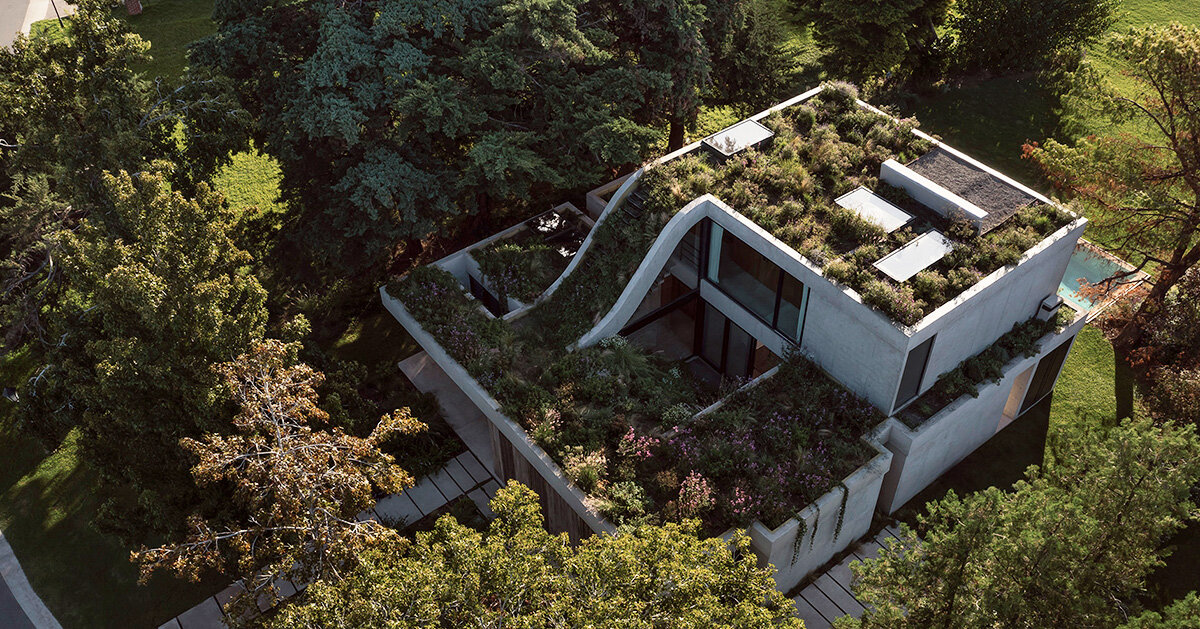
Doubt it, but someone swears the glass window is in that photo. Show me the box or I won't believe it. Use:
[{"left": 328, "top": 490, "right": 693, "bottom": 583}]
[
  {"left": 711, "top": 228, "right": 780, "bottom": 322},
  {"left": 776, "top": 273, "right": 807, "bottom": 343},
  {"left": 895, "top": 336, "right": 935, "bottom": 409}
]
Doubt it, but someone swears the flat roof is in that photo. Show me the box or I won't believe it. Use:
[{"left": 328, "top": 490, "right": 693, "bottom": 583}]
[
  {"left": 702, "top": 119, "right": 775, "bottom": 157},
  {"left": 835, "top": 187, "right": 913, "bottom": 233},
  {"left": 874, "top": 231, "right": 954, "bottom": 282}
]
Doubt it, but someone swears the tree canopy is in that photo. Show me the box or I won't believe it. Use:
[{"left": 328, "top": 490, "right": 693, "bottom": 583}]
[
  {"left": 843, "top": 416, "right": 1200, "bottom": 628},
  {"left": 793, "top": 0, "right": 952, "bottom": 83},
  {"left": 134, "top": 339, "right": 417, "bottom": 619},
  {"left": 195, "top": 0, "right": 660, "bottom": 270},
  {"left": 21, "top": 167, "right": 268, "bottom": 540},
  {"left": 270, "top": 482, "right": 803, "bottom": 628},
  {"left": 1028, "top": 22, "right": 1200, "bottom": 354}
]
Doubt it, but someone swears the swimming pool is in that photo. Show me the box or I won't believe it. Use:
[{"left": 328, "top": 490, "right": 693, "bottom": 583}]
[{"left": 1058, "top": 241, "right": 1129, "bottom": 312}]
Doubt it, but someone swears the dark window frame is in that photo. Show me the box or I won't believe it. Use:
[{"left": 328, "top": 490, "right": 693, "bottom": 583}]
[{"left": 699, "top": 218, "right": 809, "bottom": 348}]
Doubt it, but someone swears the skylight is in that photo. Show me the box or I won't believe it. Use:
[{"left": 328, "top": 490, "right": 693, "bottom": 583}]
[
  {"left": 874, "top": 231, "right": 954, "bottom": 282},
  {"left": 835, "top": 187, "right": 913, "bottom": 233},
  {"left": 702, "top": 119, "right": 775, "bottom": 158}
]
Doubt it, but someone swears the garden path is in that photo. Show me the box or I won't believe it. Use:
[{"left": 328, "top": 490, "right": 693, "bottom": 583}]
[{"left": 792, "top": 524, "right": 904, "bottom": 628}]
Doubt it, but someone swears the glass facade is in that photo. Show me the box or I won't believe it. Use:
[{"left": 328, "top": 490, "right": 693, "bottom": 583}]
[{"left": 704, "top": 220, "right": 809, "bottom": 345}]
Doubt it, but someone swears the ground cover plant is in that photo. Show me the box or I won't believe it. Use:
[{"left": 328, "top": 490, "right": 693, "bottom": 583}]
[
  {"left": 639, "top": 83, "right": 1073, "bottom": 325},
  {"left": 473, "top": 239, "right": 569, "bottom": 305}
]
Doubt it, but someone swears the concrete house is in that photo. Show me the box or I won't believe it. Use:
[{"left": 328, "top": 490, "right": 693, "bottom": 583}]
[{"left": 382, "top": 84, "right": 1102, "bottom": 591}]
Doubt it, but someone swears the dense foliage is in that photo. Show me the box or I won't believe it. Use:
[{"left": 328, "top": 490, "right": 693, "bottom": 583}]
[
  {"left": 21, "top": 168, "right": 268, "bottom": 540},
  {"left": 133, "top": 340, "right": 416, "bottom": 621},
  {"left": 794, "top": 0, "right": 953, "bottom": 82},
  {"left": 951, "top": 0, "right": 1119, "bottom": 73},
  {"left": 270, "top": 482, "right": 804, "bottom": 628},
  {"left": 844, "top": 416, "right": 1200, "bottom": 628},
  {"left": 0, "top": 0, "right": 245, "bottom": 353},
  {"left": 671, "top": 357, "right": 882, "bottom": 529},
  {"left": 1029, "top": 23, "right": 1200, "bottom": 355},
  {"left": 473, "top": 239, "right": 569, "bottom": 304}
]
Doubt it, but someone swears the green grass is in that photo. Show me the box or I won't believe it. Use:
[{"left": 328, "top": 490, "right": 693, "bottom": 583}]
[
  {"left": 120, "top": 0, "right": 217, "bottom": 81},
  {"left": 0, "top": 351, "right": 220, "bottom": 629}
]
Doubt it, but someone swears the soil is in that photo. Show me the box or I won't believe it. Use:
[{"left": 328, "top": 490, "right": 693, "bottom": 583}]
[{"left": 907, "top": 147, "right": 1038, "bottom": 232}]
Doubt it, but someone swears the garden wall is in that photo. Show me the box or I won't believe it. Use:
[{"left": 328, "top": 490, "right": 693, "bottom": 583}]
[
  {"left": 381, "top": 287, "right": 615, "bottom": 540},
  {"left": 744, "top": 426, "right": 893, "bottom": 592},
  {"left": 876, "top": 311, "right": 1087, "bottom": 513}
]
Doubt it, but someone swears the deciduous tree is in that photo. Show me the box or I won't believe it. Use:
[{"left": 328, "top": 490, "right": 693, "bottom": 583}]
[
  {"left": 841, "top": 416, "right": 1200, "bottom": 628},
  {"left": 21, "top": 167, "right": 268, "bottom": 540},
  {"left": 270, "top": 482, "right": 803, "bottom": 628},
  {"left": 1027, "top": 23, "right": 1200, "bottom": 355},
  {"left": 134, "top": 339, "right": 417, "bottom": 620}
]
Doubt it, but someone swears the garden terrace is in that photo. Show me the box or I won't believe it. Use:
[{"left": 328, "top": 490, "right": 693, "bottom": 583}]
[
  {"left": 634, "top": 86, "right": 1074, "bottom": 326},
  {"left": 386, "top": 264, "right": 882, "bottom": 534},
  {"left": 425, "top": 205, "right": 591, "bottom": 318},
  {"left": 896, "top": 306, "right": 1078, "bottom": 428}
]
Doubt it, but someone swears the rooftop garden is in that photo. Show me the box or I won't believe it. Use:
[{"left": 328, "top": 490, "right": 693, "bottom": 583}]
[
  {"left": 637, "top": 83, "right": 1075, "bottom": 326},
  {"left": 472, "top": 209, "right": 587, "bottom": 305},
  {"left": 897, "top": 307, "right": 1076, "bottom": 428},
  {"left": 387, "top": 265, "right": 882, "bottom": 535},
  {"left": 383, "top": 83, "right": 1067, "bottom": 536}
]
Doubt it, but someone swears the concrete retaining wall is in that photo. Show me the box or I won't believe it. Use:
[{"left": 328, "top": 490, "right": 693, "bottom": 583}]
[
  {"left": 746, "top": 426, "right": 893, "bottom": 592},
  {"left": 877, "top": 311, "right": 1087, "bottom": 512}
]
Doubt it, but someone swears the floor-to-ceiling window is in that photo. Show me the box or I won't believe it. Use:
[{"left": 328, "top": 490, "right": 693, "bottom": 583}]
[{"left": 704, "top": 220, "right": 809, "bottom": 346}]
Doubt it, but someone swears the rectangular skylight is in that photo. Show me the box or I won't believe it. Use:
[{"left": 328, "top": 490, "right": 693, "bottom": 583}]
[
  {"left": 702, "top": 119, "right": 775, "bottom": 157},
  {"left": 874, "top": 231, "right": 955, "bottom": 283},
  {"left": 835, "top": 187, "right": 913, "bottom": 233}
]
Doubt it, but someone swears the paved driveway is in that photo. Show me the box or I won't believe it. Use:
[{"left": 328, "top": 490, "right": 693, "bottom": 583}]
[{"left": 1, "top": 0, "right": 73, "bottom": 48}]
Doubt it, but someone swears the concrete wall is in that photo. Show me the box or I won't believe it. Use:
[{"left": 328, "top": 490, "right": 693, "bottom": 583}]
[
  {"left": 577, "top": 195, "right": 912, "bottom": 411},
  {"left": 746, "top": 426, "right": 893, "bottom": 592},
  {"left": 876, "top": 311, "right": 1088, "bottom": 512},
  {"left": 899, "top": 219, "right": 1086, "bottom": 413},
  {"left": 880, "top": 159, "right": 988, "bottom": 229},
  {"left": 380, "top": 287, "right": 616, "bottom": 538}
]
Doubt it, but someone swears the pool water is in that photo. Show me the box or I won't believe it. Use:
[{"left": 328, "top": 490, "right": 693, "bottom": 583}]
[{"left": 1058, "top": 243, "right": 1126, "bottom": 312}]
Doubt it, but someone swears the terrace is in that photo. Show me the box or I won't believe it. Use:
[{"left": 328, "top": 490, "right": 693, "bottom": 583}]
[{"left": 383, "top": 83, "right": 1087, "bottom": 590}]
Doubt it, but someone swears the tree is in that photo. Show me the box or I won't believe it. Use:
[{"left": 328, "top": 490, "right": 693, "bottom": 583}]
[
  {"left": 951, "top": 0, "right": 1119, "bottom": 73},
  {"left": 703, "top": 0, "right": 790, "bottom": 112},
  {"left": 0, "top": 0, "right": 248, "bottom": 355},
  {"left": 270, "top": 482, "right": 803, "bottom": 628},
  {"left": 841, "top": 416, "right": 1200, "bottom": 628},
  {"left": 793, "top": 0, "right": 952, "bottom": 83},
  {"left": 134, "top": 340, "right": 417, "bottom": 620},
  {"left": 195, "top": 0, "right": 656, "bottom": 272},
  {"left": 21, "top": 167, "right": 268, "bottom": 540},
  {"left": 1118, "top": 592, "right": 1200, "bottom": 629},
  {"left": 1027, "top": 23, "right": 1200, "bottom": 354}
]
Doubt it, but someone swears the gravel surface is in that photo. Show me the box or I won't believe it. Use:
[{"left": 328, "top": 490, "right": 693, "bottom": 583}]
[{"left": 908, "top": 147, "right": 1037, "bottom": 232}]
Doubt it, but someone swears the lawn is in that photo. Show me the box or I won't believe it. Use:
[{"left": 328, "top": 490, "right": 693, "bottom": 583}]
[
  {"left": 120, "top": 0, "right": 216, "bottom": 81},
  {"left": 0, "top": 352, "right": 221, "bottom": 629}
]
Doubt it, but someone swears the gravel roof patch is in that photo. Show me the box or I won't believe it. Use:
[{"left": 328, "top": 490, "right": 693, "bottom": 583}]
[{"left": 908, "top": 147, "right": 1038, "bottom": 232}]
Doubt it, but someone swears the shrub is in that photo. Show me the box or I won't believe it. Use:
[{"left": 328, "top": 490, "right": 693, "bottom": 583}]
[
  {"left": 563, "top": 446, "right": 607, "bottom": 493},
  {"left": 912, "top": 270, "right": 950, "bottom": 306}
]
